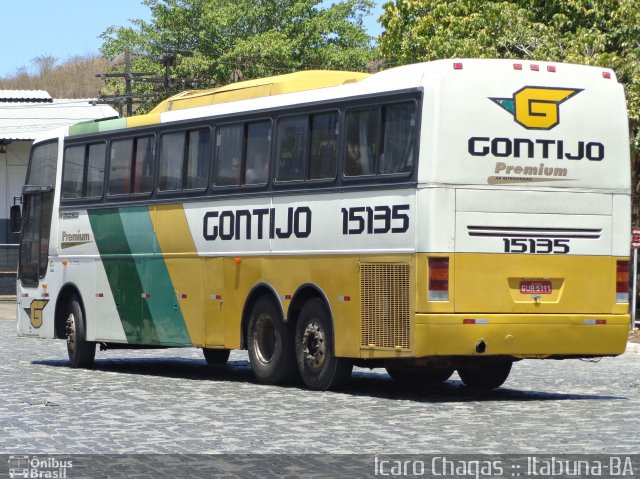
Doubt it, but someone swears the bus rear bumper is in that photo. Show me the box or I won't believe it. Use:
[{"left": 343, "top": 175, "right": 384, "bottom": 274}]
[{"left": 413, "top": 313, "right": 630, "bottom": 359}]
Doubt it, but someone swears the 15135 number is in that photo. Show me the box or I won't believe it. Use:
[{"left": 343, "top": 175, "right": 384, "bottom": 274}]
[{"left": 503, "top": 238, "right": 570, "bottom": 254}]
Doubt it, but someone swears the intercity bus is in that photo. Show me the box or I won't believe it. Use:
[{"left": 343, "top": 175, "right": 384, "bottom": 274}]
[{"left": 15, "top": 59, "right": 631, "bottom": 390}]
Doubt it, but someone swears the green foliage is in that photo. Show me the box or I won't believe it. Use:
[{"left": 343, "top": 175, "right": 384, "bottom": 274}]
[
  {"left": 100, "top": 0, "right": 375, "bottom": 88},
  {"left": 380, "top": 0, "right": 640, "bottom": 217}
]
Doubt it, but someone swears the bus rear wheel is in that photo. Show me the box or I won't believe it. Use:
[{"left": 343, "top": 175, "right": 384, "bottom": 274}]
[
  {"left": 295, "top": 298, "right": 352, "bottom": 391},
  {"left": 457, "top": 361, "right": 512, "bottom": 390},
  {"left": 65, "top": 295, "right": 96, "bottom": 368},
  {"left": 202, "top": 348, "right": 230, "bottom": 366},
  {"left": 386, "top": 366, "right": 454, "bottom": 384},
  {"left": 247, "top": 296, "right": 297, "bottom": 385}
]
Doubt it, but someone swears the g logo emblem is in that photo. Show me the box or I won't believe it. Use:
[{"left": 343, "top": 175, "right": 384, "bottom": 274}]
[{"left": 491, "top": 86, "right": 582, "bottom": 130}]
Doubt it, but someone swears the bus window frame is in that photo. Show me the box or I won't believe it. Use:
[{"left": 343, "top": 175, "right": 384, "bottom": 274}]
[
  {"left": 106, "top": 133, "right": 156, "bottom": 199},
  {"left": 273, "top": 108, "right": 340, "bottom": 187},
  {"left": 211, "top": 117, "right": 273, "bottom": 191},
  {"left": 341, "top": 99, "right": 419, "bottom": 184},
  {"left": 61, "top": 141, "right": 108, "bottom": 202},
  {"left": 156, "top": 124, "right": 212, "bottom": 196}
]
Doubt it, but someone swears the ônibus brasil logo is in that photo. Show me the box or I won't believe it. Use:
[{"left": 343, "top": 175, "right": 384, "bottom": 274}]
[{"left": 490, "top": 86, "right": 582, "bottom": 130}]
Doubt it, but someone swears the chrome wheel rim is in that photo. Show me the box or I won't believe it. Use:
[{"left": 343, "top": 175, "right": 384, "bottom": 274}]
[
  {"left": 253, "top": 314, "right": 276, "bottom": 365},
  {"left": 301, "top": 321, "right": 326, "bottom": 372},
  {"left": 66, "top": 313, "right": 76, "bottom": 355}
]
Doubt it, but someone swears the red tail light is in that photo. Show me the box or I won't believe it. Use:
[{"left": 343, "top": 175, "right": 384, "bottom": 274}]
[
  {"left": 616, "top": 260, "right": 629, "bottom": 303},
  {"left": 429, "top": 257, "right": 449, "bottom": 301}
]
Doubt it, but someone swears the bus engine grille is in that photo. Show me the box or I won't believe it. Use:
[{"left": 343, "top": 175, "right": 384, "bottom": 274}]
[{"left": 360, "top": 263, "right": 411, "bottom": 350}]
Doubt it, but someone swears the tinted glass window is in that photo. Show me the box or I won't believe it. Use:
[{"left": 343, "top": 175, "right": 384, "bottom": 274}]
[
  {"left": 133, "top": 136, "right": 153, "bottom": 194},
  {"left": 27, "top": 141, "right": 58, "bottom": 186},
  {"left": 86, "top": 143, "right": 106, "bottom": 198},
  {"left": 159, "top": 132, "right": 186, "bottom": 192},
  {"left": 62, "top": 146, "right": 84, "bottom": 199},
  {"left": 309, "top": 112, "right": 338, "bottom": 180},
  {"left": 276, "top": 116, "right": 306, "bottom": 182},
  {"left": 108, "top": 139, "right": 133, "bottom": 195},
  {"left": 185, "top": 129, "right": 209, "bottom": 190},
  {"left": 245, "top": 121, "right": 270, "bottom": 185},
  {"left": 380, "top": 102, "right": 415, "bottom": 175},
  {"left": 214, "top": 124, "right": 243, "bottom": 186},
  {"left": 344, "top": 107, "right": 379, "bottom": 176}
]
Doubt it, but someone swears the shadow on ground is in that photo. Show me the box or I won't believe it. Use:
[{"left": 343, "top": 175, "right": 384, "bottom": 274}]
[{"left": 32, "top": 356, "right": 627, "bottom": 404}]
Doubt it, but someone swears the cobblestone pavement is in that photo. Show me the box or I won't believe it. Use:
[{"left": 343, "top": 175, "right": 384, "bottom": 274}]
[{"left": 1, "top": 301, "right": 639, "bottom": 460}]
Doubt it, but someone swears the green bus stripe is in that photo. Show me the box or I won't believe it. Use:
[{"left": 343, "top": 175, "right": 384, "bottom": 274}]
[
  {"left": 88, "top": 208, "right": 159, "bottom": 344},
  {"left": 119, "top": 207, "right": 191, "bottom": 345}
]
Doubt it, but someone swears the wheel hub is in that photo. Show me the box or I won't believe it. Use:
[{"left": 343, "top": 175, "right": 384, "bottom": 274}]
[
  {"left": 66, "top": 313, "right": 76, "bottom": 351},
  {"left": 302, "top": 322, "right": 326, "bottom": 371}
]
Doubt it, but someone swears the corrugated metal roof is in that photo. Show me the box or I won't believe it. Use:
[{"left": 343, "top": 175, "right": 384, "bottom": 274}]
[
  {"left": 0, "top": 90, "right": 52, "bottom": 103},
  {"left": 0, "top": 98, "right": 118, "bottom": 140}
]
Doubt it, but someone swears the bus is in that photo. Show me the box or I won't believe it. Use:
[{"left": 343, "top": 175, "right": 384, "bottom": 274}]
[{"left": 14, "top": 59, "right": 631, "bottom": 391}]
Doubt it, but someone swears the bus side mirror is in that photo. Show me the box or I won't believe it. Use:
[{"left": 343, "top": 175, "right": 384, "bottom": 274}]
[{"left": 10, "top": 204, "right": 21, "bottom": 233}]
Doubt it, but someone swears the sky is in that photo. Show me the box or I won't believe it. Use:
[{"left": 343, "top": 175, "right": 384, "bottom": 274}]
[{"left": 0, "top": 0, "right": 384, "bottom": 78}]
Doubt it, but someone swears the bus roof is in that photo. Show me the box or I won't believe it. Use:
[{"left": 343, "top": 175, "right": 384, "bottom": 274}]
[{"left": 150, "top": 70, "right": 369, "bottom": 113}]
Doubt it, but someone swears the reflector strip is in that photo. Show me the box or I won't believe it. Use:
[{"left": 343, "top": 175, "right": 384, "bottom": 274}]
[
  {"left": 453, "top": 62, "right": 463, "bottom": 70},
  {"left": 603, "top": 71, "right": 611, "bottom": 79},
  {"left": 531, "top": 64, "right": 539, "bottom": 71},
  {"left": 95, "top": 293, "right": 104, "bottom": 298},
  {"left": 584, "top": 319, "right": 607, "bottom": 325},
  {"left": 339, "top": 295, "right": 351, "bottom": 302},
  {"left": 463, "top": 319, "right": 488, "bottom": 324},
  {"left": 141, "top": 293, "right": 151, "bottom": 299},
  {"left": 281, "top": 294, "right": 292, "bottom": 300},
  {"left": 547, "top": 65, "right": 556, "bottom": 72},
  {"left": 513, "top": 63, "right": 523, "bottom": 70},
  {"left": 210, "top": 294, "right": 222, "bottom": 301}
]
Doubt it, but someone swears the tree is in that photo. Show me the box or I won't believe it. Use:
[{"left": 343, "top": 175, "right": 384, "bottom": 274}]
[
  {"left": 100, "top": 0, "right": 375, "bottom": 88},
  {"left": 379, "top": 0, "right": 640, "bottom": 218}
]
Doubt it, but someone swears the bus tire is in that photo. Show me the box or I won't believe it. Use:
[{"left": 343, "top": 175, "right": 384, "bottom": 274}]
[
  {"left": 247, "top": 296, "right": 297, "bottom": 384},
  {"left": 295, "top": 298, "right": 352, "bottom": 391},
  {"left": 202, "top": 348, "right": 230, "bottom": 366},
  {"left": 386, "top": 366, "right": 454, "bottom": 384},
  {"left": 457, "top": 361, "right": 512, "bottom": 390},
  {"left": 65, "top": 295, "right": 96, "bottom": 368}
]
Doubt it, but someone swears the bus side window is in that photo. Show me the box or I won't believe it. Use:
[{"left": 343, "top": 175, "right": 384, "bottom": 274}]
[
  {"left": 62, "top": 146, "right": 85, "bottom": 199},
  {"left": 244, "top": 121, "right": 270, "bottom": 185},
  {"left": 309, "top": 112, "right": 338, "bottom": 180},
  {"left": 85, "top": 143, "right": 106, "bottom": 198},
  {"left": 108, "top": 139, "right": 133, "bottom": 195},
  {"left": 380, "top": 102, "right": 415, "bottom": 175},
  {"left": 159, "top": 131, "right": 186, "bottom": 191},
  {"left": 276, "top": 115, "right": 307, "bottom": 182},
  {"left": 185, "top": 128, "right": 210, "bottom": 190},
  {"left": 344, "top": 107, "right": 379, "bottom": 177},
  {"left": 214, "top": 124, "right": 243, "bottom": 186},
  {"left": 133, "top": 136, "right": 154, "bottom": 194}
]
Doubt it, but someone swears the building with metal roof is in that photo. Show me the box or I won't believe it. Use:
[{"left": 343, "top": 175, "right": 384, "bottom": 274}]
[{"left": 0, "top": 91, "right": 117, "bottom": 293}]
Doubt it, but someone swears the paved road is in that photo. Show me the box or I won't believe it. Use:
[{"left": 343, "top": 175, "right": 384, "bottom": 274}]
[{"left": 1, "top": 301, "right": 639, "bottom": 475}]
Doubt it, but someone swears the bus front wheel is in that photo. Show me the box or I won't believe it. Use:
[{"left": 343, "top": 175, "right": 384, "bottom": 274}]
[
  {"left": 295, "top": 298, "right": 352, "bottom": 391},
  {"left": 65, "top": 295, "right": 96, "bottom": 368},
  {"left": 457, "top": 361, "right": 512, "bottom": 390},
  {"left": 247, "top": 296, "right": 297, "bottom": 385}
]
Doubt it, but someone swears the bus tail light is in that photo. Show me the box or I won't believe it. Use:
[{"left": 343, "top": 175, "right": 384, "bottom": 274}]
[
  {"left": 428, "top": 257, "right": 449, "bottom": 301},
  {"left": 616, "top": 260, "right": 629, "bottom": 303}
]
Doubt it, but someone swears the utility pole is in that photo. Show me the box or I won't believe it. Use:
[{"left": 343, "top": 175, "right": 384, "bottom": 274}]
[{"left": 95, "top": 50, "right": 207, "bottom": 117}]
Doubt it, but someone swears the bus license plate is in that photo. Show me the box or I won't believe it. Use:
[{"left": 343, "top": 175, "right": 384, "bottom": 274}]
[{"left": 520, "top": 280, "right": 552, "bottom": 294}]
